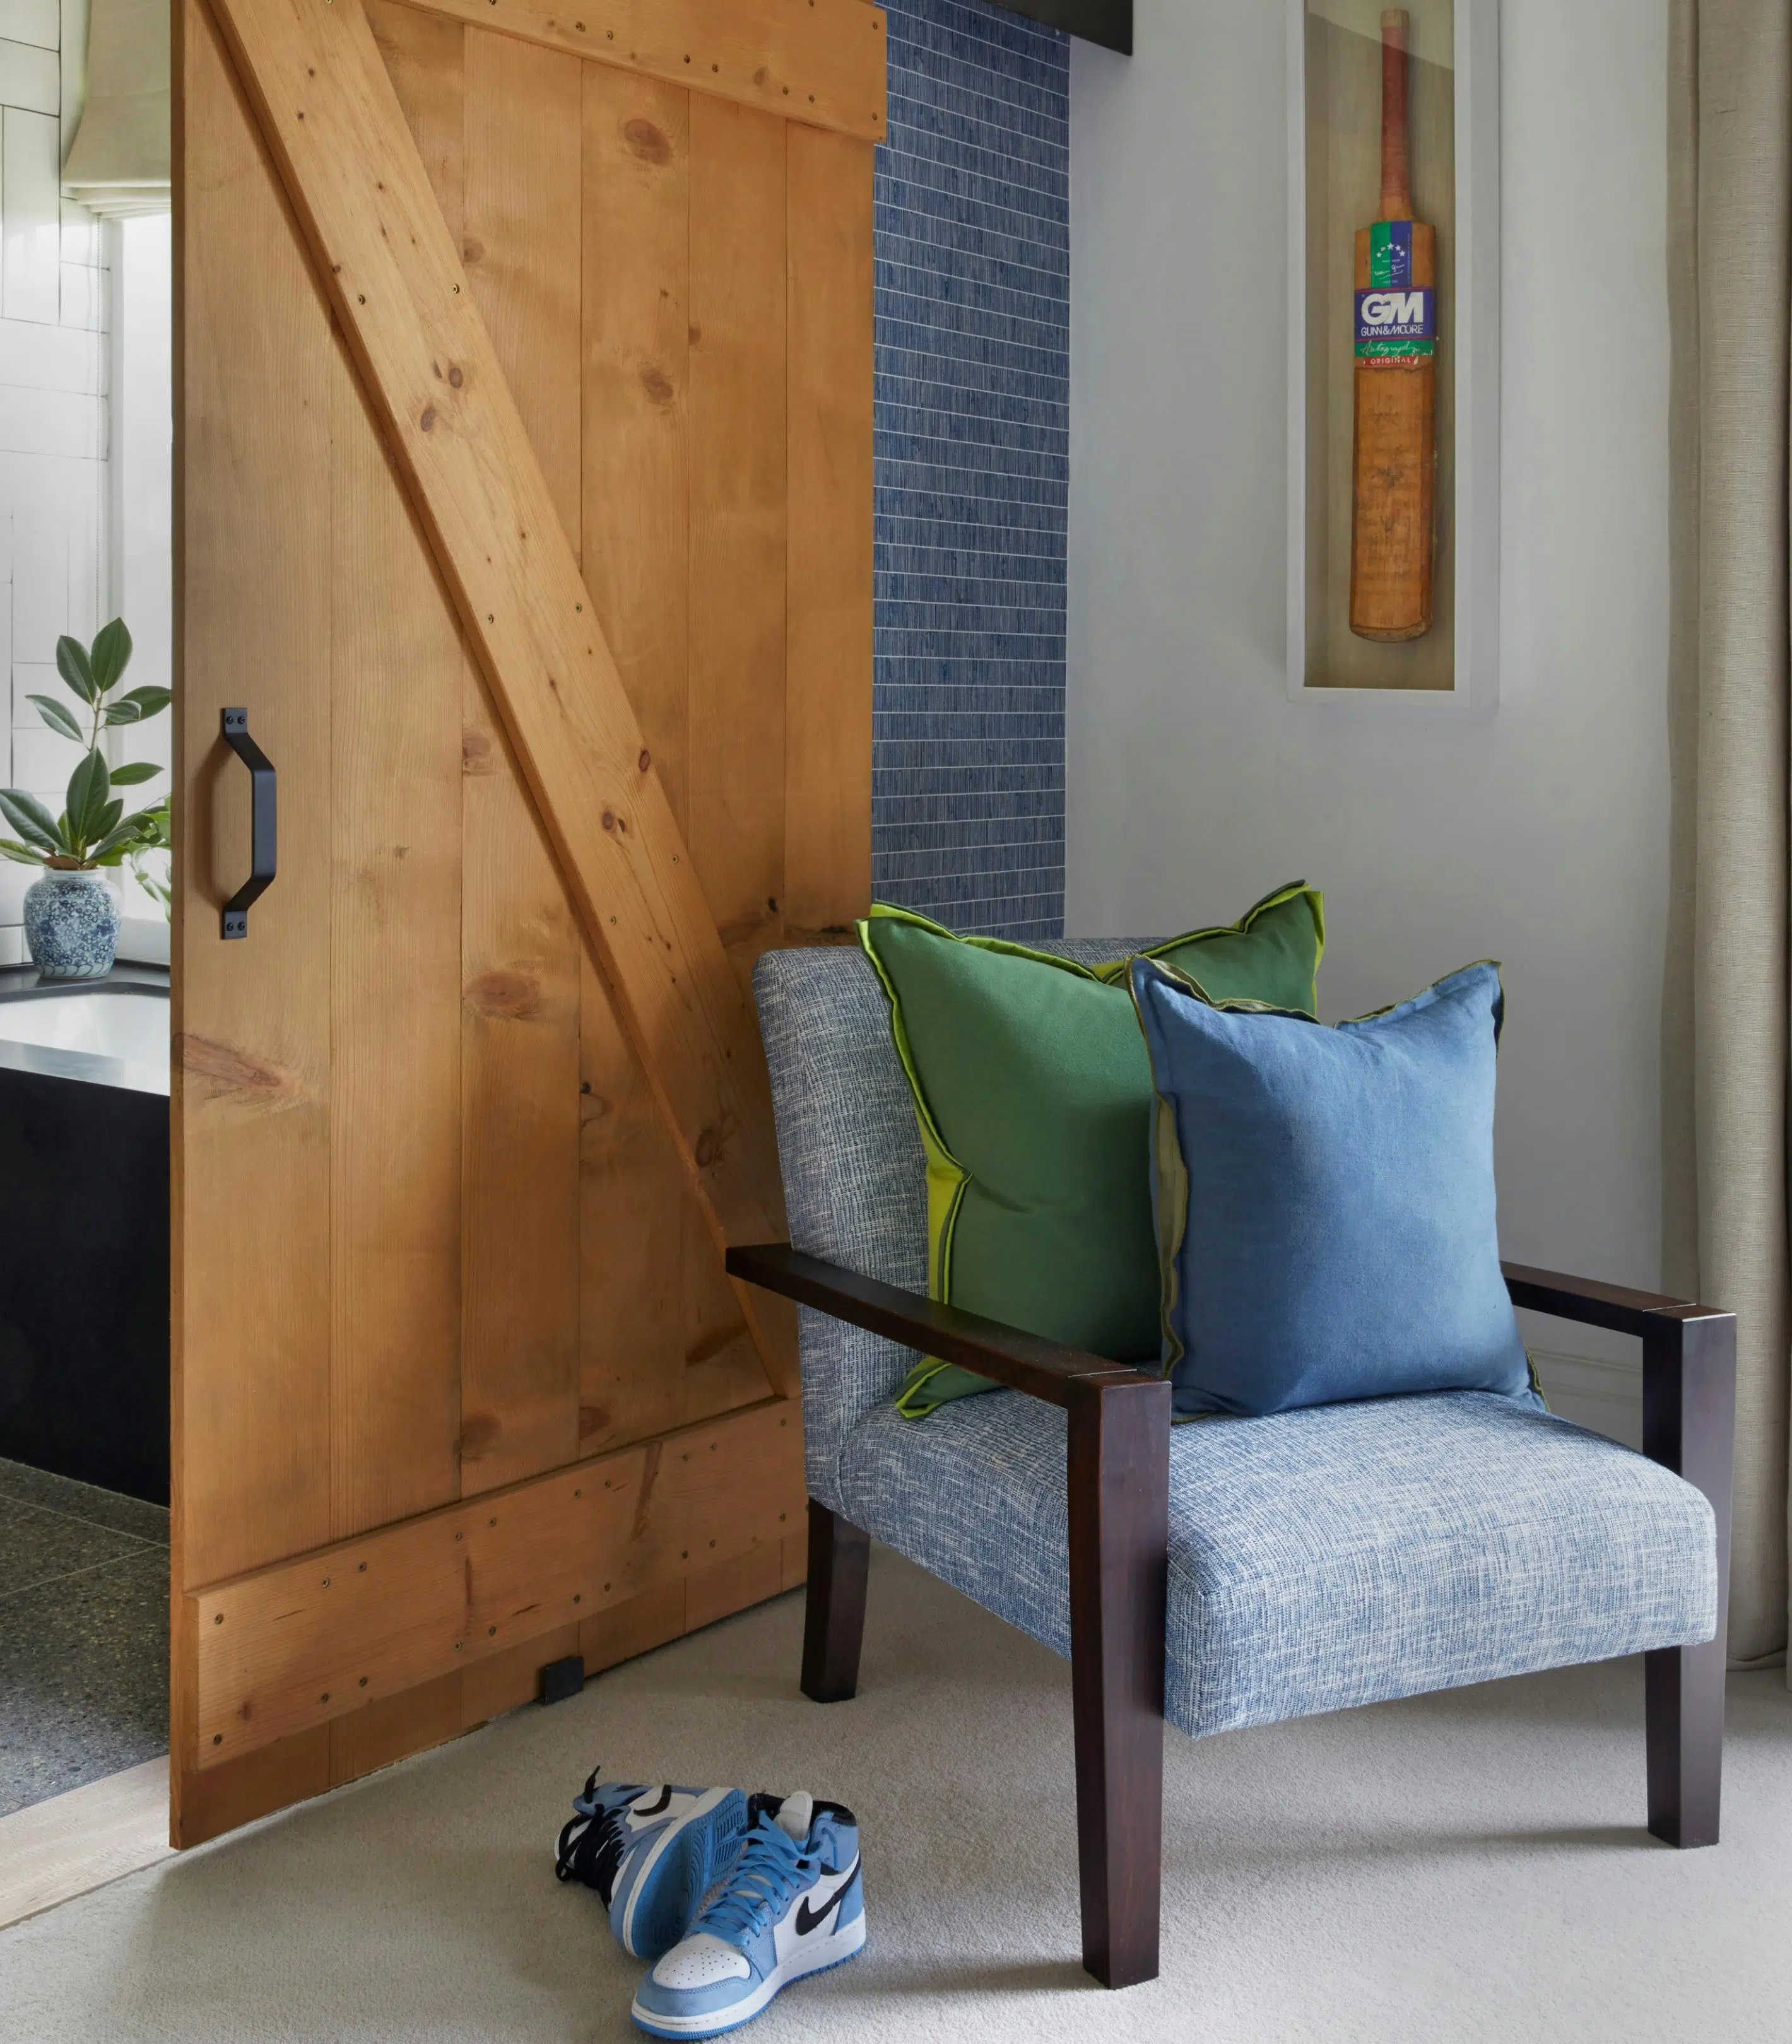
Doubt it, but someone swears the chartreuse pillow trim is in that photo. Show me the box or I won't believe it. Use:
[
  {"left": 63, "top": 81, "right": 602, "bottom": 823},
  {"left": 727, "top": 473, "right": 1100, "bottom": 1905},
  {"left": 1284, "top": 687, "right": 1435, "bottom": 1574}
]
[{"left": 858, "top": 882, "right": 1326, "bottom": 1418}]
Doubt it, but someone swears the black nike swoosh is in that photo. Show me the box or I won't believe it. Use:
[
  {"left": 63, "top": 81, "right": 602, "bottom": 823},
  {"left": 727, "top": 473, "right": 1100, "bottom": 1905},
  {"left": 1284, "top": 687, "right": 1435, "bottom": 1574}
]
[
  {"left": 794, "top": 1858, "right": 859, "bottom": 1937},
  {"left": 632, "top": 1786, "right": 673, "bottom": 1819}
]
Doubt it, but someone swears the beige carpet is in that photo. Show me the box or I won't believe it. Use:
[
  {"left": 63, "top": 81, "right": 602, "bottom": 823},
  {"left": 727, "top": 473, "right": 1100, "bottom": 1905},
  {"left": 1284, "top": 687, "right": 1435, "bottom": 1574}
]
[{"left": 2, "top": 1547, "right": 1790, "bottom": 2043}]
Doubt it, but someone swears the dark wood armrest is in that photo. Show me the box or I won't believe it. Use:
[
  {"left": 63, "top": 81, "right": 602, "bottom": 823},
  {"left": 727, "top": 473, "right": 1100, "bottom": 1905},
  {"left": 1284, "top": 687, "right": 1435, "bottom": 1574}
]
[
  {"left": 1502, "top": 1260, "right": 1719, "bottom": 1338},
  {"left": 726, "top": 1242, "right": 1157, "bottom": 1411}
]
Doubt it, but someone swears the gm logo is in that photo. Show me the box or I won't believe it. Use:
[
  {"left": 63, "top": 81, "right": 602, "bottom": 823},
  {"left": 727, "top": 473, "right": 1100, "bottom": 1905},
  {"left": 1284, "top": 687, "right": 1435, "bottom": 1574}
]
[
  {"left": 1355, "top": 285, "right": 1435, "bottom": 357},
  {"left": 1360, "top": 290, "right": 1427, "bottom": 328}
]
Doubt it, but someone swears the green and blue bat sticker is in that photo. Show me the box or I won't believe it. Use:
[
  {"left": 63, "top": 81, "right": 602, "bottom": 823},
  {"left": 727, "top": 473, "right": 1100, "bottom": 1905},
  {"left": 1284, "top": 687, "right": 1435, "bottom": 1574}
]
[{"left": 1356, "top": 220, "right": 1435, "bottom": 358}]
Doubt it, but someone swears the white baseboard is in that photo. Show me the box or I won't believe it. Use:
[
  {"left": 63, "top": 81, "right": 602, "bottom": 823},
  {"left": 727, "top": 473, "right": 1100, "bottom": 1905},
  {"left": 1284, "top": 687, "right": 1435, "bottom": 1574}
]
[{"left": 1530, "top": 1347, "right": 1643, "bottom": 1451}]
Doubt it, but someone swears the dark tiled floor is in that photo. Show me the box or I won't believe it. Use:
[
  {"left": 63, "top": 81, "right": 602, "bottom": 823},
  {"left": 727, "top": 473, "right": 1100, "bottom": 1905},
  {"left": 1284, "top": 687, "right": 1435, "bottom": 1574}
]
[{"left": 0, "top": 1455, "right": 168, "bottom": 1818}]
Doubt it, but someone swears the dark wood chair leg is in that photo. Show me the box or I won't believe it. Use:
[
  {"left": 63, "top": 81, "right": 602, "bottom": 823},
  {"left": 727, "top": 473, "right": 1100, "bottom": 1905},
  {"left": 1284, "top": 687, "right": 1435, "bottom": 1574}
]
[
  {"left": 801, "top": 1498, "right": 870, "bottom": 1703},
  {"left": 1642, "top": 1310, "right": 1736, "bottom": 1847},
  {"left": 1066, "top": 1371, "right": 1171, "bottom": 1988}
]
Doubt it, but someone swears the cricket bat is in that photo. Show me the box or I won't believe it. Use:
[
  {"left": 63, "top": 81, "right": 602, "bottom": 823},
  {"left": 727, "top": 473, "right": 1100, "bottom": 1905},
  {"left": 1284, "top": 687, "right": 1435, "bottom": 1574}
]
[{"left": 1348, "top": 8, "right": 1436, "bottom": 642}]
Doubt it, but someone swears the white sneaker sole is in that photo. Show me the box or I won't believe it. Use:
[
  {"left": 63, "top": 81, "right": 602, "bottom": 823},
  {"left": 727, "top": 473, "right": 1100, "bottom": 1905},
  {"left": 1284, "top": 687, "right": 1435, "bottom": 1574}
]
[{"left": 630, "top": 1913, "right": 868, "bottom": 2038}]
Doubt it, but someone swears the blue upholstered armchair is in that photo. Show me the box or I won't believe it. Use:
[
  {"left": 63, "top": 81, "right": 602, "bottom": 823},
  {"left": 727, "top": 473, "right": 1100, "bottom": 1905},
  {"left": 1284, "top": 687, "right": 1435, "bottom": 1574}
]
[{"left": 728, "top": 943, "right": 1737, "bottom": 1989}]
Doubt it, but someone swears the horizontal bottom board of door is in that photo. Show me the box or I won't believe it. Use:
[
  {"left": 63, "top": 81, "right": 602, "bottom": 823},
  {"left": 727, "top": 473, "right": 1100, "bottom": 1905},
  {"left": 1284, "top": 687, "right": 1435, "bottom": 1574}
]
[
  {"left": 174, "top": 1524, "right": 808, "bottom": 1848},
  {"left": 187, "top": 1398, "right": 805, "bottom": 1770}
]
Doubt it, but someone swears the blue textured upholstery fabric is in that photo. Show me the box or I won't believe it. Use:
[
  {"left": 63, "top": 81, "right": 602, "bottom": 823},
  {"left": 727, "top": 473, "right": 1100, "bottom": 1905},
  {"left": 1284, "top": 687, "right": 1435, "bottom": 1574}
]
[
  {"left": 835, "top": 1387, "right": 1718, "bottom": 1737},
  {"left": 753, "top": 943, "right": 1718, "bottom": 1741},
  {"left": 1132, "top": 957, "right": 1537, "bottom": 1417}
]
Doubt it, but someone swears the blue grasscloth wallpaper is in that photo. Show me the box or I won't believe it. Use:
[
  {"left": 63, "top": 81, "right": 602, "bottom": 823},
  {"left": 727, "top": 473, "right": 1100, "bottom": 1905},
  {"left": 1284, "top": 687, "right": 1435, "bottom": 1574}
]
[{"left": 871, "top": 0, "right": 1069, "bottom": 943}]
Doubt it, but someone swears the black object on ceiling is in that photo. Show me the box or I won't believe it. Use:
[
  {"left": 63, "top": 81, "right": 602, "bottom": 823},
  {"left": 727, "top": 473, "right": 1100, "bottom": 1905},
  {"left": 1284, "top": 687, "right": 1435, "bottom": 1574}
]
[{"left": 986, "top": 0, "right": 1132, "bottom": 56}]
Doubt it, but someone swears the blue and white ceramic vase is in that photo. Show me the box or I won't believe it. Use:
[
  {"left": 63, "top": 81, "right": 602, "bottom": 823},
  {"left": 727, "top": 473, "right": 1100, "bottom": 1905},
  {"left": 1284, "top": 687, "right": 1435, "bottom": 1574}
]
[{"left": 23, "top": 869, "right": 121, "bottom": 980}]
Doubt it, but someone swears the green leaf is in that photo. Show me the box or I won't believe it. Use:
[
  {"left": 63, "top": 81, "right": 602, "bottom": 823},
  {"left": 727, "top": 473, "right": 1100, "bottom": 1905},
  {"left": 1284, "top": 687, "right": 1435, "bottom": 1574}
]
[
  {"left": 90, "top": 823, "right": 151, "bottom": 863},
  {"left": 89, "top": 619, "right": 133, "bottom": 694},
  {"left": 64, "top": 748, "right": 111, "bottom": 847},
  {"left": 0, "top": 790, "right": 62, "bottom": 853},
  {"left": 107, "top": 686, "right": 171, "bottom": 725},
  {"left": 107, "top": 760, "right": 162, "bottom": 785},
  {"left": 0, "top": 839, "right": 44, "bottom": 865},
  {"left": 28, "top": 695, "right": 85, "bottom": 743},
  {"left": 56, "top": 635, "right": 97, "bottom": 704}
]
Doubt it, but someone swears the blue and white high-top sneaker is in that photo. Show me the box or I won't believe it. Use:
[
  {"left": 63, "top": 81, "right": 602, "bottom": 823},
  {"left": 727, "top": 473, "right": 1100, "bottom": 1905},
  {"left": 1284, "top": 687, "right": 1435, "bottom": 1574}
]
[
  {"left": 630, "top": 1792, "right": 865, "bottom": 2038},
  {"left": 555, "top": 1774, "right": 749, "bottom": 1962}
]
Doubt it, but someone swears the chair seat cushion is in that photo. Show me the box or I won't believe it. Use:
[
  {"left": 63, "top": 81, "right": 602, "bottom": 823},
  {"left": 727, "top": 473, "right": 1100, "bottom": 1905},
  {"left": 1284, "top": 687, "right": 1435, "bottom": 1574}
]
[{"left": 828, "top": 1388, "right": 1718, "bottom": 1739}]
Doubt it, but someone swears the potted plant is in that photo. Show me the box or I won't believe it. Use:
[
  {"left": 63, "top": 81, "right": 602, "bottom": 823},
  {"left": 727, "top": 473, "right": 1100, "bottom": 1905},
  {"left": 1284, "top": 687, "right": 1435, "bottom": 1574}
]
[{"left": 0, "top": 620, "right": 170, "bottom": 980}]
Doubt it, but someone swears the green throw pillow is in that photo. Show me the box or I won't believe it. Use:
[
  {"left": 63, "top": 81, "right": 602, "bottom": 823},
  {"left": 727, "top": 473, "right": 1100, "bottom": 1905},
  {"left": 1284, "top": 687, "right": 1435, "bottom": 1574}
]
[{"left": 859, "top": 883, "right": 1326, "bottom": 1416}]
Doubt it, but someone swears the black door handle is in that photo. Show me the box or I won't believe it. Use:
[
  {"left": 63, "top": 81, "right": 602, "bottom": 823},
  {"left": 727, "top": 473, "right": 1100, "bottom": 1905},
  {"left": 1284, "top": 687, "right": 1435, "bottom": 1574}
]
[{"left": 221, "top": 707, "right": 276, "bottom": 939}]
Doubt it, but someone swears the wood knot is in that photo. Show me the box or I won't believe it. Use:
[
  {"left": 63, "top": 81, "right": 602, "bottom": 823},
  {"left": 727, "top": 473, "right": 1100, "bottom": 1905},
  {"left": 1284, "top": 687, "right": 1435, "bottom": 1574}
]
[
  {"left": 622, "top": 117, "right": 671, "bottom": 164},
  {"left": 176, "top": 1033, "right": 289, "bottom": 1098},
  {"left": 420, "top": 406, "right": 436, "bottom": 432},
  {"left": 602, "top": 810, "right": 616, "bottom": 831},
  {"left": 577, "top": 1405, "right": 611, "bottom": 1442},
  {"left": 637, "top": 748, "right": 651, "bottom": 772},
  {"left": 694, "top": 1117, "right": 733, "bottom": 1169},
  {"left": 462, "top": 237, "right": 486, "bottom": 266},
  {"left": 459, "top": 1413, "right": 501, "bottom": 1459},
  {"left": 462, "top": 726, "right": 493, "bottom": 772},
  {"left": 638, "top": 364, "right": 674, "bottom": 406},
  {"left": 467, "top": 970, "right": 541, "bottom": 1020},
  {"left": 688, "top": 323, "right": 702, "bottom": 346},
  {"left": 448, "top": 364, "right": 464, "bottom": 389}
]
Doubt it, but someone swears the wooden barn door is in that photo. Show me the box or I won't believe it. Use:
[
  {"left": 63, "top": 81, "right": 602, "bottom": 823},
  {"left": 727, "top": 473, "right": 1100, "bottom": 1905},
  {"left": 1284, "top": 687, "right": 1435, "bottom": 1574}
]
[{"left": 170, "top": 0, "right": 878, "bottom": 1845}]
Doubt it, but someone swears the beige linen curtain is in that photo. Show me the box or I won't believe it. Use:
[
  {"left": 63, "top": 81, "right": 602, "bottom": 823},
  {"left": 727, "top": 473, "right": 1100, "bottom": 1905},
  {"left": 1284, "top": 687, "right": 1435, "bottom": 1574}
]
[{"left": 1665, "top": 0, "right": 1792, "bottom": 1670}]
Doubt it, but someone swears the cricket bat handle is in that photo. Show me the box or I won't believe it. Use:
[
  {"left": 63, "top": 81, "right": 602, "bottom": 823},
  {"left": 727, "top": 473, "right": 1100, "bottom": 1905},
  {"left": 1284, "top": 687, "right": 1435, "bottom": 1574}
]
[{"left": 1380, "top": 9, "right": 1412, "bottom": 220}]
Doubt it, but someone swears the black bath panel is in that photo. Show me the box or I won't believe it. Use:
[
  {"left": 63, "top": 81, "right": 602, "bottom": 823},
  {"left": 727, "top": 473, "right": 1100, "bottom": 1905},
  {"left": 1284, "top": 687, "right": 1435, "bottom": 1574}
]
[{"left": 0, "top": 1067, "right": 169, "bottom": 1505}]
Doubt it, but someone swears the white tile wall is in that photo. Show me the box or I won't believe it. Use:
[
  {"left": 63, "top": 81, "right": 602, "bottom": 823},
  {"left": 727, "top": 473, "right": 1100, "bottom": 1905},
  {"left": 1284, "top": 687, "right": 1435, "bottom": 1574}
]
[
  {"left": 0, "top": 0, "right": 111, "bottom": 946},
  {"left": 0, "top": 2, "right": 59, "bottom": 52}
]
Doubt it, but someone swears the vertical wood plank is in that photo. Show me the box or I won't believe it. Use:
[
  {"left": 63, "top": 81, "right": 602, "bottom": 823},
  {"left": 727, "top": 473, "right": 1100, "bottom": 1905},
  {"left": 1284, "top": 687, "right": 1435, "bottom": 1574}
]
[
  {"left": 328, "top": 348, "right": 466, "bottom": 1539},
  {"left": 457, "top": 23, "right": 584, "bottom": 1493},
  {"left": 579, "top": 948, "right": 769, "bottom": 1455},
  {"left": 464, "top": 25, "right": 582, "bottom": 550},
  {"left": 459, "top": 669, "right": 581, "bottom": 1491},
  {"left": 367, "top": 0, "right": 464, "bottom": 247},
  {"left": 786, "top": 126, "right": 873, "bottom": 939},
  {"left": 688, "top": 97, "right": 788, "bottom": 984},
  {"left": 328, "top": 0, "right": 468, "bottom": 1542},
  {"left": 577, "top": 944, "right": 686, "bottom": 1450},
  {"left": 581, "top": 63, "right": 690, "bottom": 826},
  {"left": 174, "top": 0, "right": 333, "bottom": 1598}
]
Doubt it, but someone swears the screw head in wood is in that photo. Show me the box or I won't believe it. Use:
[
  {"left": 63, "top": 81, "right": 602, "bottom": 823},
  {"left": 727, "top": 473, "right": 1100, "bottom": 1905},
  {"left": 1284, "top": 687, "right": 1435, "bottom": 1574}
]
[
  {"left": 213, "top": 1613, "right": 223, "bottom": 1624},
  {"left": 213, "top": 1734, "right": 223, "bottom": 1746}
]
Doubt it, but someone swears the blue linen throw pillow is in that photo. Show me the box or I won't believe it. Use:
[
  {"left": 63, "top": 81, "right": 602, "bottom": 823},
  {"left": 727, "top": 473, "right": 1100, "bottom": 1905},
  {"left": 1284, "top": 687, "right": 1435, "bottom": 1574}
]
[{"left": 1129, "top": 956, "right": 1540, "bottom": 1418}]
